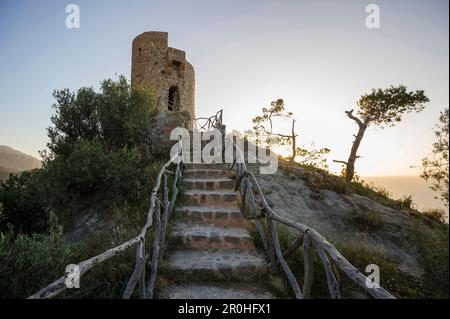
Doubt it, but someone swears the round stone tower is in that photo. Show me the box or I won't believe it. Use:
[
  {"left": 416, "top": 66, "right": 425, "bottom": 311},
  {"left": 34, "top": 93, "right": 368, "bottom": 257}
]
[{"left": 131, "top": 31, "right": 195, "bottom": 120}]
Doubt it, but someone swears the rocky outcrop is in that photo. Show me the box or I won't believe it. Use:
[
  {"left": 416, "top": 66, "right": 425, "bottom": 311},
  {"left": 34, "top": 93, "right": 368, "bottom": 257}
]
[
  {"left": 146, "top": 110, "right": 191, "bottom": 159},
  {"left": 253, "top": 163, "right": 426, "bottom": 279}
]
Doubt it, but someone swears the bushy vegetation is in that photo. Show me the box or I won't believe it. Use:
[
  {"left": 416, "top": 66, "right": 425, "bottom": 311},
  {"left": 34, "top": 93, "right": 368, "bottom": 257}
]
[
  {"left": 248, "top": 220, "right": 329, "bottom": 298},
  {"left": 0, "top": 76, "right": 162, "bottom": 298},
  {"left": 279, "top": 161, "right": 350, "bottom": 195},
  {"left": 275, "top": 159, "right": 449, "bottom": 298},
  {"left": 43, "top": 139, "right": 150, "bottom": 207},
  {"left": 0, "top": 170, "right": 48, "bottom": 234},
  {"left": 336, "top": 241, "right": 422, "bottom": 298},
  {"left": 58, "top": 204, "right": 149, "bottom": 298},
  {"left": 280, "top": 159, "right": 424, "bottom": 213},
  {"left": 411, "top": 222, "right": 449, "bottom": 298},
  {"left": 346, "top": 209, "right": 384, "bottom": 232},
  {"left": 0, "top": 214, "right": 73, "bottom": 298},
  {"left": 46, "top": 76, "right": 156, "bottom": 157},
  {"left": 422, "top": 208, "right": 447, "bottom": 223},
  {"left": 249, "top": 220, "right": 428, "bottom": 299},
  {"left": 421, "top": 108, "right": 449, "bottom": 205}
]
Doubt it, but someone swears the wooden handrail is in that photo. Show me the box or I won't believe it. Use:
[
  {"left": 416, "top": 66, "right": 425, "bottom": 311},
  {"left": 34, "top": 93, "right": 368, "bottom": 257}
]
[
  {"left": 29, "top": 110, "right": 396, "bottom": 300},
  {"left": 194, "top": 109, "right": 223, "bottom": 132},
  {"left": 29, "top": 139, "right": 185, "bottom": 299},
  {"left": 224, "top": 134, "right": 395, "bottom": 299}
]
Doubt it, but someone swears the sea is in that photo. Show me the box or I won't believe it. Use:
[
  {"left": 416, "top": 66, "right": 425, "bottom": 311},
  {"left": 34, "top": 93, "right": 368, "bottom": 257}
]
[{"left": 362, "top": 175, "right": 448, "bottom": 215}]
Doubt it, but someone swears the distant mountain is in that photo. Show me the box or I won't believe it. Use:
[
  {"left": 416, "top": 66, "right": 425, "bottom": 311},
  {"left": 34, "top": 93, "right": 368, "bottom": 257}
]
[{"left": 0, "top": 145, "right": 42, "bottom": 180}]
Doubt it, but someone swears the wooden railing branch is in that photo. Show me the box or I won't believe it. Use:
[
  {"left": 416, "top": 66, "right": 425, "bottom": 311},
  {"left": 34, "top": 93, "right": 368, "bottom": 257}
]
[
  {"left": 29, "top": 235, "right": 142, "bottom": 299},
  {"left": 159, "top": 173, "right": 170, "bottom": 261},
  {"left": 316, "top": 245, "right": 341, "bottom": 299},
  {"left": 303, "top": 232, "right": 314, "bottom": 299},
  {"left": 225, "top": 134, "right": 396, "bottom": 300},
  {"left": 245, "top": 180, "right": 269, "bottom": 255},
  {"left": 30, "top": 137, "right": 185, "bottom": 299},
  {"left": 267, "top": 216, "right": 303, "bottom": 299},
  {"left": 282, "top": 233, "right": 304, "bottom": 260},
  {"left": 123, "top": 238, "right": 147, "bottom": 299},
  {"left": 146, "top": 200, "right": 162, "bottom": 299}
]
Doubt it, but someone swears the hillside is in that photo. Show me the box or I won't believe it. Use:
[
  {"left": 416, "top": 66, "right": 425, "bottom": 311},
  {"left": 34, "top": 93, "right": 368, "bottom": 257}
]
[
  {"left": 250, "top": 159, "right": 448, "bottom": 298},
  {"left": 0, "top": 145, "right": 42, "bottom": 180}
]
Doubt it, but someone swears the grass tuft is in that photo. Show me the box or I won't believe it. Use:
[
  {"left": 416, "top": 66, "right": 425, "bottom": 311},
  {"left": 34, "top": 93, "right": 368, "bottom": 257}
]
[{"left": 346, "top": 209, "right": 384, "bottom": 232}]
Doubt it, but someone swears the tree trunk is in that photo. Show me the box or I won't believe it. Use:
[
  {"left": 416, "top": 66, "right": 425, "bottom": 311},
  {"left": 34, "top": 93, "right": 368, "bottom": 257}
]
[
  {"left": 291, "top": 119, "right": 296, "bottom": 161},
  {"left": 345, "top": 124, "right": 367, "bottom": 182}
]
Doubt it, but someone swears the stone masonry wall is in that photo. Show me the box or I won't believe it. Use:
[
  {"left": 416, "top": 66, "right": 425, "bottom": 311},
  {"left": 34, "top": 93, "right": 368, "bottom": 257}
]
[{"left": 131, "top": 31, "right": 195, "bottom": 122}]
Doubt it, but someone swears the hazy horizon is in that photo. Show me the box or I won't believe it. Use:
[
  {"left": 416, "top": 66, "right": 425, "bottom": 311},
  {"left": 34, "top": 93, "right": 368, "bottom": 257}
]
[{"left": 363, "top": 175, "right": 448, "bottom": 212}]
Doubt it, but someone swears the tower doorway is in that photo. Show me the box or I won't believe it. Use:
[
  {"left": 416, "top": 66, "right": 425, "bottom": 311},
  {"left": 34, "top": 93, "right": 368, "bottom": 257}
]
[{"left": 168, "top": 86, "right": 180, "bottom": 111}]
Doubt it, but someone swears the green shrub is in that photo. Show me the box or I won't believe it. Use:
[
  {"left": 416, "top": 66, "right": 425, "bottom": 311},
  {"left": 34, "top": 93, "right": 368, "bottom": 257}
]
[
  {"left": 0, "top": 76, "right": 165, "bottom": 298},
  {"left": 45, "top": 139, "right": 110, "bottom": 199},
  {"left": 351, "top": 181, "right": 392, "bottom": 199},
  {"left": 422, "top": 208, "right": 447, "bottom": 223},
  {"left": 346, "top": 209, "right": 384, "bottom": 232},
  {"left": 292, "top": 168, "right": 350, "bottom": 194},
  {"left": 47, "top": 76, "right": 156, "bottom": 157},
  {"left": 336, "top": 241, "right": 421, "bottom": 298},
  {"left": 249, "top": 220, "right": 425, "bottom": 298},
  {"left": 249, "top": 221, "right": 330, "bottom": 298},
  {"left": 411, "top": 222, "right": 449, "bottom": 298},
  {"left": 0, "top": 170, "right": 48, "bottom": 234},
  {"left": 396, "top": 195, "right": 415, "bottom": 209},
  {"left": 0, "top": 214, "right": 73, "bottom": 298},
  {"left": 58, "top": 204, "right": 150, "bottom": 298},
  {"left": 104, "top": 146, "right": 150, "bottom": 203},
  {"left": 43, "top": 139, "right": 150, "bottom": 207},
  {"left": 1, "top": 76, "right": 158, "bottom": 236}
]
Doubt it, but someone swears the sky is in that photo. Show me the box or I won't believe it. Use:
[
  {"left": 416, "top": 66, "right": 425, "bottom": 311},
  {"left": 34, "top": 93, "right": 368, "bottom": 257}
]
[{"left": 0, "top": 0, "right": 448, "bottom": 176}]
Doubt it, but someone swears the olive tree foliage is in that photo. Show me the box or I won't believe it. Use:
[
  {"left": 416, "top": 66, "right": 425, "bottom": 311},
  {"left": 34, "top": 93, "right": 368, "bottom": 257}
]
[
  {"left": 335, "top": 85, "right": 429, "bottom": 182},
  {"left": 40, "top": 76, "right": 159, "bottom": 206},
  {"left": 1, "top": 76, "right": 158, "bottom": 235},
  {"left": 421, "top": 108, "right": 449, "bottom": 205},
  {"left": 252, "top": 99, "right": 330, "bottom": 168},
  {"left": 45, "top": 75, "right": 156, "bottom": 158}
]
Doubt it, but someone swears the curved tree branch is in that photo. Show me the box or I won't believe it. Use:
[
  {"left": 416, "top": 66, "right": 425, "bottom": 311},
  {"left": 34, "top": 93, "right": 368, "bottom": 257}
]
[{"left": 345, "top": 109, "right": 363, "bottom": 128}]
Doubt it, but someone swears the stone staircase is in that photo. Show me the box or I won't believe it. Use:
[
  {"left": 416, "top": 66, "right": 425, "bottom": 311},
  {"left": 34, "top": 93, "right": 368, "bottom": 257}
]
[{"left": 160, "top": 162, "right": 275, "bottom": 299}]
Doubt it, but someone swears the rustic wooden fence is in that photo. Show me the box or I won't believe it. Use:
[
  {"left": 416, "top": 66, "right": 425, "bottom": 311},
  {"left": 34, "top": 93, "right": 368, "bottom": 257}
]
[
  {"left": 197, "top": 109, "right": 394, "bottom": 299},
  {"left": 224, "top": 134, "right": 395, "bottom": 299},
  {"left": 194, "top": 109, "right": 224, "bottom": 132},
  {"left": 29, "top": 109, "right": 395, "bottom": 299},
  {"left": 28, "top": 140, "right": 184, "bottom": 299}
]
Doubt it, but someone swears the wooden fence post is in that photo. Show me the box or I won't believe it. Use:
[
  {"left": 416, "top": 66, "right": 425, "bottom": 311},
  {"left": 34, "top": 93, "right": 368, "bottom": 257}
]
[
  {"left": 146, "top": 200, "right": 162, "bottom": 299},
  {"left": 138, "top": 239, "right": 146, "bottom": 298},
  {"left": 316, "top": 246, "right": 341, "bottom": 299},
  {"left": 303, "top": 232, "right": 314, "bottom": 299}
]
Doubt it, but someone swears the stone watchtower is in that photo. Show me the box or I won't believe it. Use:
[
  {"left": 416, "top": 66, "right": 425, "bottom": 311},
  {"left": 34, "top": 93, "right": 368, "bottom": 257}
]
[{"left": 131, "top": 31, "right": 195, "bottom": 119}]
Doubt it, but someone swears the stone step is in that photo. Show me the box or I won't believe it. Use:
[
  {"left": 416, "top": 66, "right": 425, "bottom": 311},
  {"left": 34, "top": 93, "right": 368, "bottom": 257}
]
[
  {"left": 176, "top": 206, "right": 243, "bottom": 227},
  {"left": 160, "top": 283, "right": 275, "bottom": 299},
  {"left": 167, "top": 249, "right": 268, "bottom": 282},
  {"left": 184, "top": 163, "right": 229, "bottom": 170},
  {"left": 182, "top": 190, "right": 239, "bottom": 207},
  {"left": 183, "top": 178, "right": 234, "bottom": 191},
  {"left": 184, "top": 169, "right": 229, "bottom": 179},
  {"left": 186, "top": 138, "right": 224, "bottom": 147},
  {"left": 171, "top": 222, "right": 255, "bottom": 251}
]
